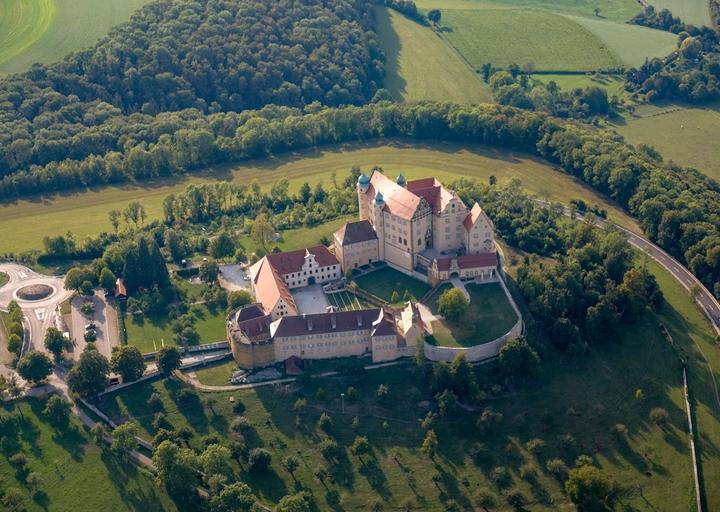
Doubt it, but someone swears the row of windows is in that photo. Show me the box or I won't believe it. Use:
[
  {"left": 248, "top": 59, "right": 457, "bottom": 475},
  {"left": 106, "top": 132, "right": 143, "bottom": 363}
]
[{"left": 278, "top": 338, "right": 369, "bottom": 350}]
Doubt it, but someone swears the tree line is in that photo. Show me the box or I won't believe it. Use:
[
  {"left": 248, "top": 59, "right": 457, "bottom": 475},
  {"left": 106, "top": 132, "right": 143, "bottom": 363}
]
[
  {"left": 0, "top": 0, "right": 384, "bottom": 177},
  {"left": 3, "top": 101, "right": 715, "bottom": 297}
]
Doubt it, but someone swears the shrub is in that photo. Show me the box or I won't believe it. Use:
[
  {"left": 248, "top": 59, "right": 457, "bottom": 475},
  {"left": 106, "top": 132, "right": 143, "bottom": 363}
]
[
  {"left": 317, "top": 413, "right": 333, "bottom": 433},
  {"left": 505, "top": 490, "right": 527, "bottom": 510},
  {"left": 611, "top": 423, "right": 628, "bottom": 440},
  {"left": 474, "top": 488, "right": 496, "bottom": 509},
  {"left": 650, "top": 407, "right": 669, "bottom": 425},
  {"left": 469, "top": 442, "right": 490, "bottom": 464},
  {"left": 519, "top": 463, "right": 537, "bottom": 481},
  {"left": 320, "top": 439, "right": 342, "bottom": 462},
  {"left": 231, "top": 416, "right": 251, "bottom": 433},
  {"left": 248, "top": 448, "right": 272, "bottom": 472},
  {"left": 490, "top": 466, "right": 512, "bottom": 488},
  {"left": 526, "top": 437, "right": 546, "bottom": 456},
  {"left": 546, "top": 458, "right": 569, "bottom": 480},
  {"left": 232, "top": 400, "right": 246, "bottom": 414}
]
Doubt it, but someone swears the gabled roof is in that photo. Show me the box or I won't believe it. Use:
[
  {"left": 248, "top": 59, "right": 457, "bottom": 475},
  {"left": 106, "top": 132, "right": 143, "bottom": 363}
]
[
  {"left": 371, "top": 310, "right": 398, "bottom": 337},
  {"left": 365, "top": 171, "right": 422, "bottom": 221},
  {"left": 335, "top": 220, "right": 378, "bottom": 246},
  {"left": 265, "top": 245, "right": 338, "bottom": 275},
  {"left": 463, "top": 203, "right": 493, "bottom": 231},
  {"left": 250, "top": 258, "right": 297, "bottom": 314},
  {"left": 435, "top": 252, "right": 497, "bottom": 271},
  {"left": 406, "top": 177, "right": 465, "bottom": 213},
  {"left": 271, "top": 309, "right": 384, "bottom": 338}
]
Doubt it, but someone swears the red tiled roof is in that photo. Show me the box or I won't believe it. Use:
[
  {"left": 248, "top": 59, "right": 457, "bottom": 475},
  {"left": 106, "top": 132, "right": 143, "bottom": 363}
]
[
  {"left": 250, "top": 258, "right": 297, "bottom": 314},
  {"left": 272, "top": 309, "right": 385, "bottom": 338},
  {"left": 265, "top": 245, "right": 338, "bottom": 275},
  {"left": 233, "top": 304, "right": 272, "bottom": 339},
  {"left": 371, "top": 311, "right": 397, "bottom": 337},
  {"left": 366, "top": 171, "right": 421, "bottom": 221},
  {"left": 407, "top": 177, "right": 465, "bottom": 213},
  {"left": 435, "top": 252, "right": 497, "bottom": 271},
  {"left": 115, "top": 278, "right": 127, "bottom": 297}
]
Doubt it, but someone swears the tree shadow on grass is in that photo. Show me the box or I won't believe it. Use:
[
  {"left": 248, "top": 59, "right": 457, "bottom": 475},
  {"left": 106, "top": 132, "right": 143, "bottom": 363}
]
[
  {"left": 100, "top": 448, "right": 181, "bottom": 511},
  {"left": 358, "top": 456, "right": 391, "bottom": 499},
  {"left": 164, "top": 380, "right": 211, "bottom": 435},
  {"left": 243, "top": 468, "right": 289, "bottom": 504}
]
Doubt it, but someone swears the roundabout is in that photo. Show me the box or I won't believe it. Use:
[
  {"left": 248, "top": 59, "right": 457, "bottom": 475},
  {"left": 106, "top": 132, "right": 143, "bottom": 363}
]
[{"left": 0, "top": 262, "right": 74, "bottom": 355}]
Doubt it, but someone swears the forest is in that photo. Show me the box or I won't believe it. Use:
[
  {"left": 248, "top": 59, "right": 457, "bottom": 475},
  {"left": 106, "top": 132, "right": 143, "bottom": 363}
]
[{"left": 0, "top": 0, "right": 384, "bottom": 176}]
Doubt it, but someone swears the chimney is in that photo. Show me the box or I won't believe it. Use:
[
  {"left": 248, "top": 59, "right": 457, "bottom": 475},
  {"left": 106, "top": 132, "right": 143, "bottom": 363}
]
[
  {"left": 331, "top": 316, "right": 337, "bottom": 329},
  {"left": 307, "top": 318, "right": 313, "bottom": 331},
  {"left": 357, "top": 315, "right": 363, "bottom": 327}
]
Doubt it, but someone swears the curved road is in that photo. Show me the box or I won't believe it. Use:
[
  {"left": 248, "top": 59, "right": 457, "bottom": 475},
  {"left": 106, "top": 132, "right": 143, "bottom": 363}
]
[{"left": 539, "top": 202, "right": 720, "bottom": 336}]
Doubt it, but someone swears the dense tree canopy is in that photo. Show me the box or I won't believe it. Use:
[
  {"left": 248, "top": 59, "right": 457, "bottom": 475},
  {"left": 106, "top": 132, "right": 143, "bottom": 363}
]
[{"left": 0, "top": 0, "right": 383, "bottom": 179}]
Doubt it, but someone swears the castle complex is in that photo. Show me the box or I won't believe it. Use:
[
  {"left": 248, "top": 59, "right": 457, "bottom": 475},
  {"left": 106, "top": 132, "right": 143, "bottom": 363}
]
[
  {"left": 229, "top": 171, "right": 500, "bottom": 369},
  {"left": 334, "top": 170, "right": 498, "bottom": 284}
]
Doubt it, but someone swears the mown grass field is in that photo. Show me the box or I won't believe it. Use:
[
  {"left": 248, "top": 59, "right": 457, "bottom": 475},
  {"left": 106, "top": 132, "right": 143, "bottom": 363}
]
[
  {"left": 125, "top": 304, "right": 226, "bottom": 353},
  {"left": 532, "top": 73, "right": 628, "bottom": 98},
  {"left": 374, "top": 6, "right": 490, "bottom": 104},
  {"left": 415, "top": 0, "right": 641, "bottom": 22},
  {"left": 353, "top": 266, "right": 431, "bottom": 303},
  {"left": 0, "top": 0, "right": 54, "bottom": 68},
  {"left": 426, "top": 282, "right": 518, "bottom": 347},
  {"left": 0, "top": 140, "right": 640, "bottom": 254},
  {"left": 0, "top": 398, "right": 176, "bottom": 511},
  {"left": 565, "top": 14, "right": 677, "bottom": 67},
  {"left": 440, "top": 9, "right": 619, "bottom": 72},
  {"left": 0, "top": 0, "right": 151, "bottom": 74},
  {"left": 239, "top": 215, "right": 355, "bottom": 256},
  {"left": 191, "top": 358, "right": 239, "bottom": 386},
  {"left": 612, "top": 103, "right": 720, "bottom": 182},
  {"left": 649, "top": 0, "right": 712, "bottom": 27}
]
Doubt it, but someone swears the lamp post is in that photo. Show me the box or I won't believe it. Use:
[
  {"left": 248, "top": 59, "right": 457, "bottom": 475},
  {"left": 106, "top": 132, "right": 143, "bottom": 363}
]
[{"left": 341, "top": 392, "right": 345, "bottom": 414}]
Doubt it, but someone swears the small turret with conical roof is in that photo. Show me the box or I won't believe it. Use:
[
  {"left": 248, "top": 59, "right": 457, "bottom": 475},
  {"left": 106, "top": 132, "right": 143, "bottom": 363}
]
[
  {"left": 374, "top": 190, "right": 384, "bottom": 204},
  {"left": 396, "top": 173, "right": 407, "bottom": 188}
]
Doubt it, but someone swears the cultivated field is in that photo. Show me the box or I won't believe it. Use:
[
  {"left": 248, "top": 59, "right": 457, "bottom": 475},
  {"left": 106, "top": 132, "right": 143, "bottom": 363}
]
[
  {"left": 414, "top": 0, "right": 641, "bottom": 22},
  {"left": 612, "top": 103, "right": 720, "bottom": 182},
  {"left": 440, "top": 9, "right": 619, "bottom": 72},
  {"left": 0, "top": 140, "right": 640, "bottom": 254},
  {"left": 565, "top": 14, "right": 677, "bottom": 67},
  {"left": 0, "top": 0, "right": 151, "bottom": 74},
  {"left": 0, "top": 0, "right": 54, "bottom": 69},
  {"left": 374, "top": 6, "right": 490, "bottom": 104},
  {"left": 532, "top": 73, "right": 628, "bottom": 98},
  {"left": 649, "top": 0, "right": 712, "bottom": 27}
]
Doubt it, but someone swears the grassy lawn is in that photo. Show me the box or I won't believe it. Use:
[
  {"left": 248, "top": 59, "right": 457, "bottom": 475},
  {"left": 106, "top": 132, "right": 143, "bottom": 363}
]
[
  {"left": 0, "top": 310, "right": 14, "bottom": 365},
  {"left": 0, "top": 0, "right": 152, "bottom": 74},
  {"left": 240, "top": 215, "right": 355, "bottom": 255},
  {"left": 426, "top": 282, "right": 518, "bottom": 347},
  {"left": 612, "top": 103, "right": 720, "bottom": 183},
  {"left": 532, "top": 73, "right": 629, "bottom": 99},
  {"left": 415, "top": 0, "right": 641, "bottom": 22},
  {"left": 0, "top": 139, "right": 641, "bottom": 253},
  {"left": 353, "top": 266, "right": 430, "bottom": 303},
  {"left": 0, "top": 398, "right": 176, "bottom": 511},
  {"left": 374, "top": 6, "right": 491, "bottom": 104},
  {"left": 125, "top": 304, "right": 226, "bottom": 353},
  {"left": 190, "top": 359, "right": 239, "bottom": 386},
  {"left": 327, "top": 290, "right": 371, "bottom": 312},
  {"left": 96, "top": 305, "right": 702, "bottom": 511},
  {"left": 440, "top": 9, "right": 620, "bottom": 72},
  {"left": 0, "top": 270, "right": 8, "bottom": 288}
]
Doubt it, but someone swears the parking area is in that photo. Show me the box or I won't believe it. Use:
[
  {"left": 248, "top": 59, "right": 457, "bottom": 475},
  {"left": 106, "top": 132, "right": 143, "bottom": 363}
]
[
  {"left": 219, "top": 264, "right": 252, "bottom": 291},
  {"left": 69, "top": 292, "right": 118, "bottom": 360},
  {"left": 291, "top": 284, "right": 330, "bottom": 314}
]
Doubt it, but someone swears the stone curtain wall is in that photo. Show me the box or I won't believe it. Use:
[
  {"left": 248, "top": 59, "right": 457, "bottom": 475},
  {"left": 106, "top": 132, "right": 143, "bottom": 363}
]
[{"left": 423, "top": 277, "right": 523, "bottom": 363}]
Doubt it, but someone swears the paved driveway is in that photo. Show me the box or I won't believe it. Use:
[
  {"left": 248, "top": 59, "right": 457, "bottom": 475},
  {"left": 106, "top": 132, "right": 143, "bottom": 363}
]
[{"left": 70, "top": 291, "right": 119, "bottom": 360}]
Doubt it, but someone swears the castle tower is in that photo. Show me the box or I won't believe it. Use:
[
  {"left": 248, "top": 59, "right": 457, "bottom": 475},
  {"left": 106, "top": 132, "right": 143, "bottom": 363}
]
[
  {"left": 396, "top": 173, "right": 407, "bottom": 188},
  {"left": 358, "top": 173, "right": 370, "bottom": 221},
  {"left": 373, "top": 191, "right": 385, "bottom": 260}
]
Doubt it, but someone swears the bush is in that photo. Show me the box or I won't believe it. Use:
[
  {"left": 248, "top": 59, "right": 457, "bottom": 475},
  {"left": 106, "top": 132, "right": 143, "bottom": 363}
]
[
  {"left": 650, "top": 407, "right": 670, "bottom": 425},
  {"left": 320, "top": 439, "right": 342, "bottom": 462},
  {"left": 546, "top": 458, "right": 569, "bottom": 480},
  {"left": 490, "top": 466, "right": 512, "bottom": 488},
  {"left": 248, "top": 448, "right": 272, "bottom": 472},
  {"left": 474, "top": 488, "right": 496, "bottom": 509},
  {"left": 505, "top": 490, "right": 527, "bottom": 510},
  {"left": 526, "top": 437, "right": 546, "bottom": 456},
  {"left": 519, "top": 463, "right": 537, "bottom": 481},
  {"left": 317, "top": 413, "right": 333, "bottom": 433},
  {"left": 231, "top": 416, "right": 251, "bottom": 433}
]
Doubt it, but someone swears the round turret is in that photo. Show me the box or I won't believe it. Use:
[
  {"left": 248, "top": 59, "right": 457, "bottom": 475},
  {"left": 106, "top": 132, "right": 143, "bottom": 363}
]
[
  {"left": 374, "top": 191, "right": 384, "bottom": 204},
  {"left": 357, "top": 173, "right": 370, "bottom": 186},
  {"left": 396, "top": 173, "right": 406, "bottom": 187}
]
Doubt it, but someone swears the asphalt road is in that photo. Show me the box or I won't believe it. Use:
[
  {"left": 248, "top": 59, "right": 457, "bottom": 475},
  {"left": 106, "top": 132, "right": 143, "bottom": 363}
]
[
  {"left": 545, "top": 204, "right": 720, "bottom": 336},
  {"left": 0, "top": 262, "right": 74, "bottom": 356},
  {"left": 69, "top": 292, "right": 119, "bottom": 361}
]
